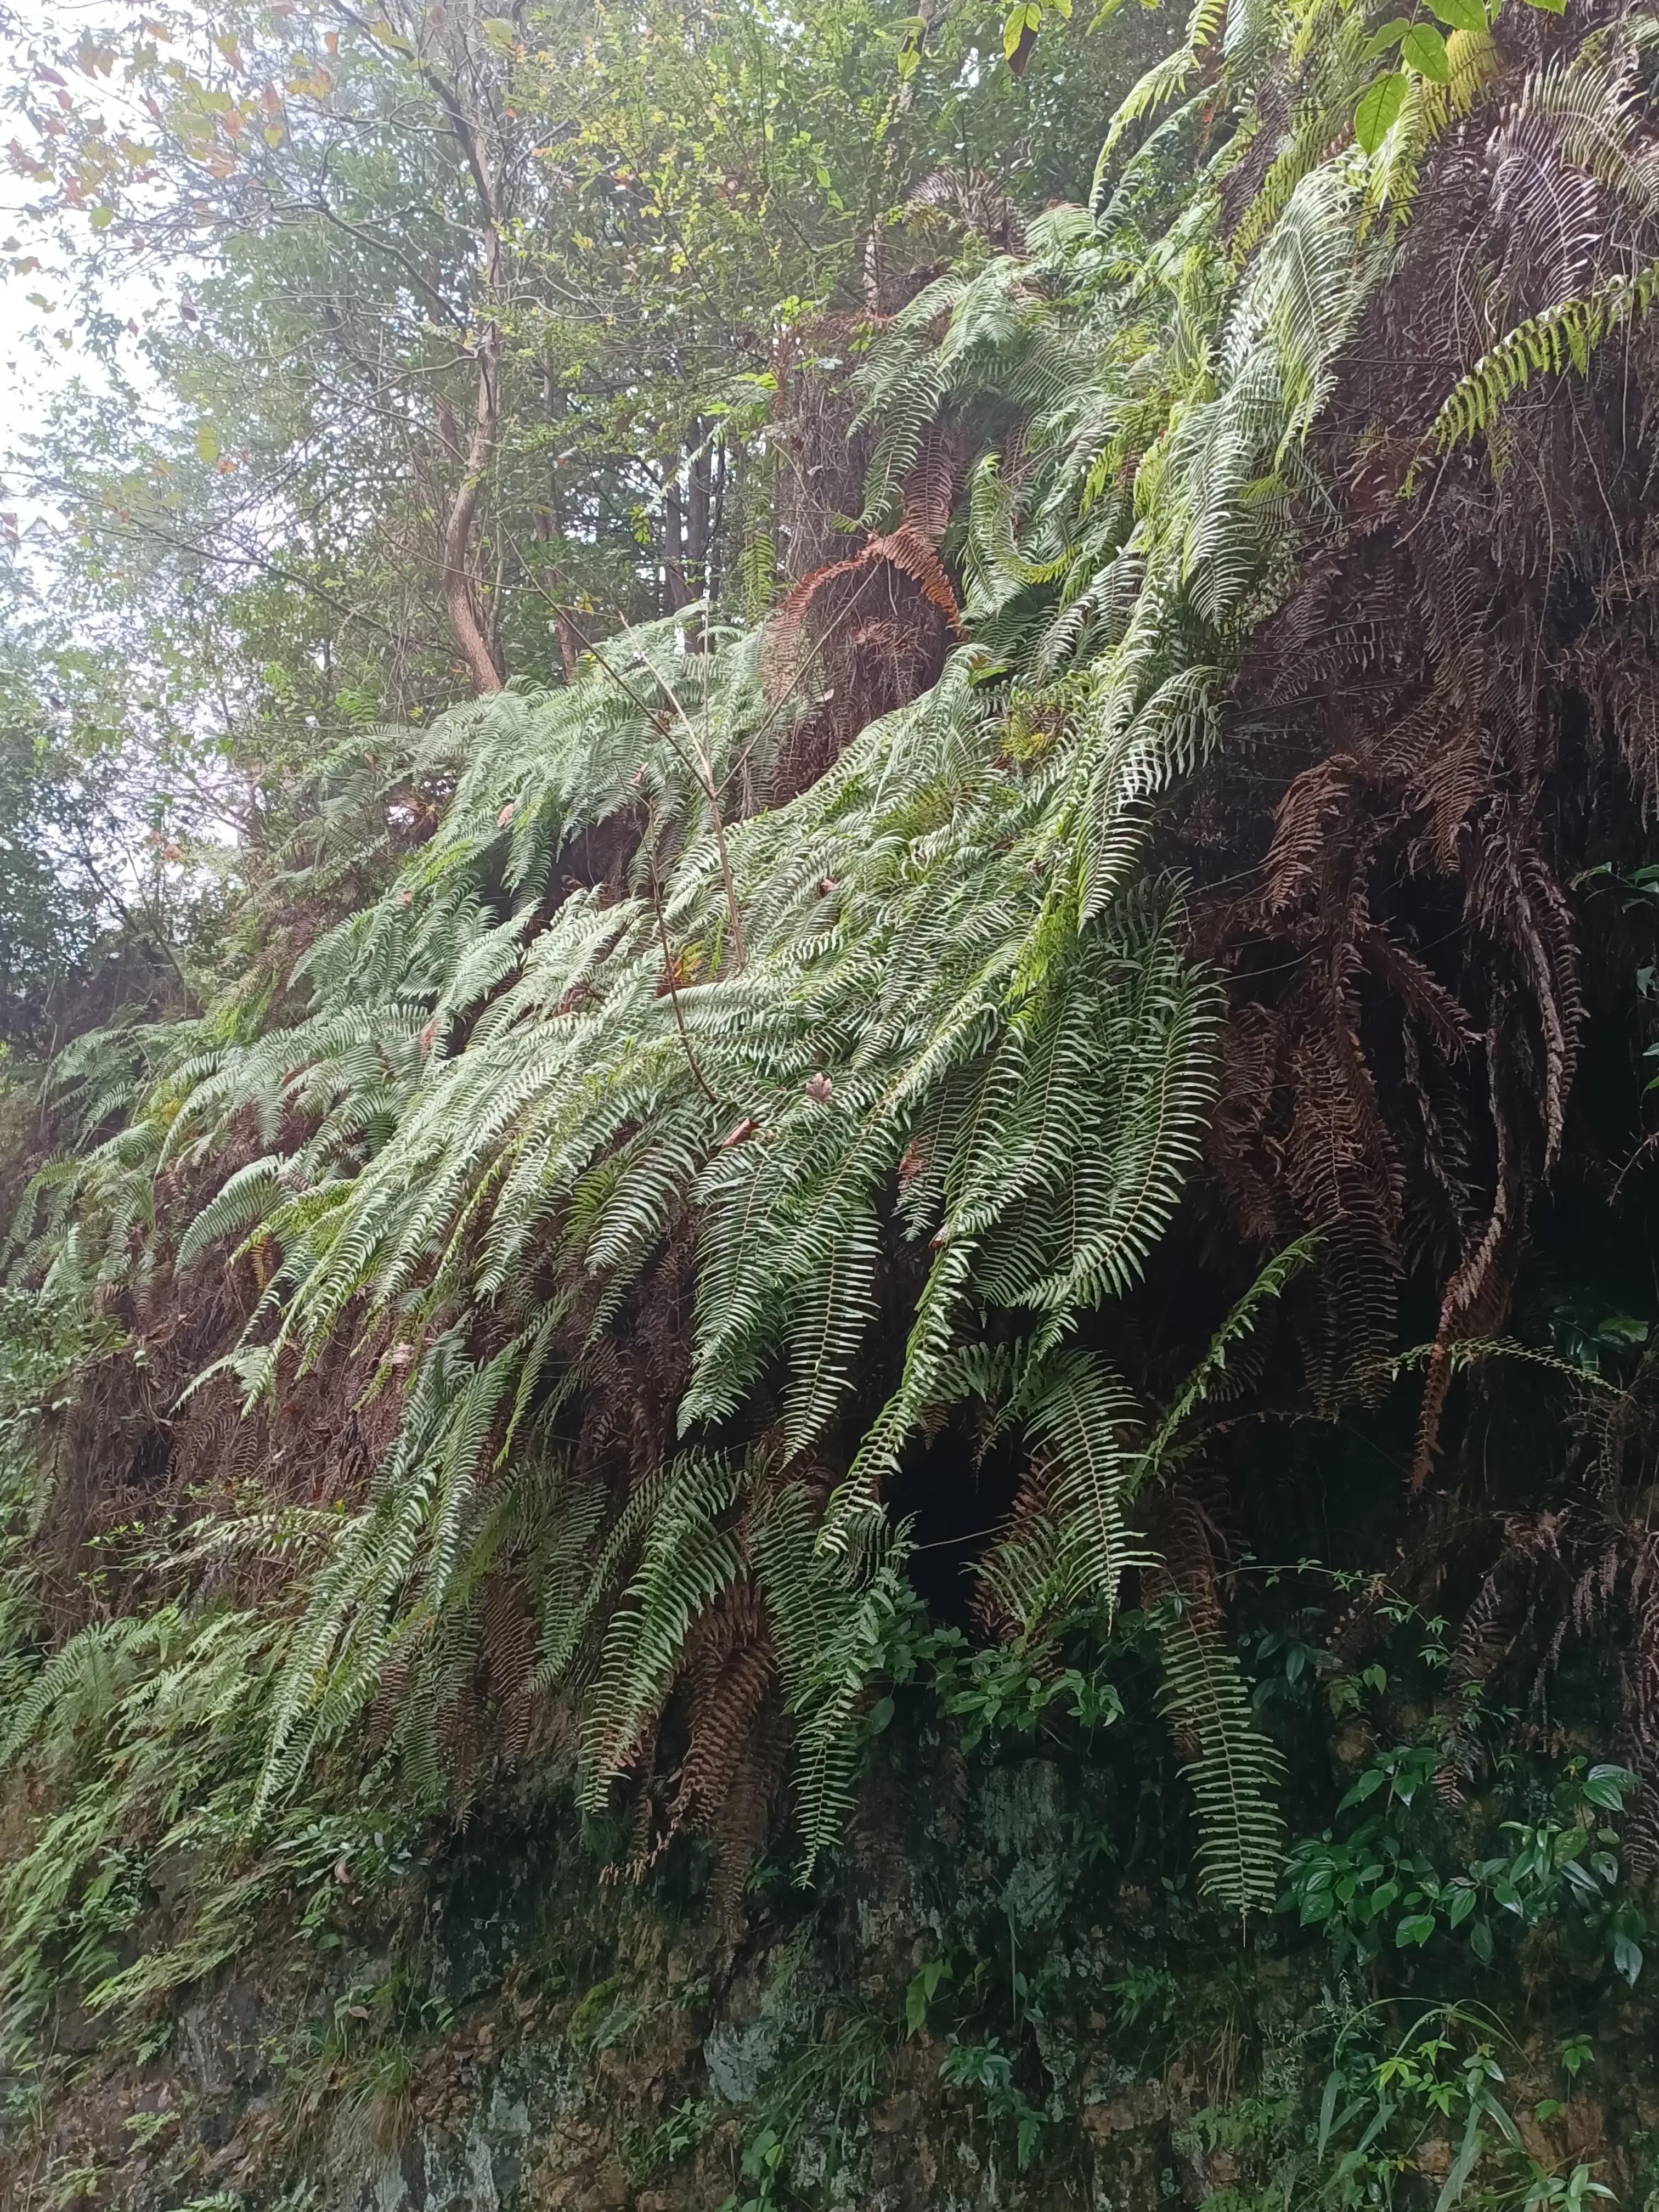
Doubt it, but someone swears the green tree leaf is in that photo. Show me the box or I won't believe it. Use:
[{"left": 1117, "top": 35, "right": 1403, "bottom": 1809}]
[
  {"left": 1355, "top": 70, "right": 1406, "bottom": 151},
  {"left": 1364, "top": 16, "right": 1412, "bottom": 55},
  {"left": 1401, "top": 23, "right": 1451, "bottom": 79},
  {"left": 1003, "top": 1, "right": 1040, "bottom": 58},
  {"left": 1426, "top": 0, "right": 1487, "bottom": 31},
  {"left": 1582, "top": 1763, "right": 1635, "bottom": 1810}
]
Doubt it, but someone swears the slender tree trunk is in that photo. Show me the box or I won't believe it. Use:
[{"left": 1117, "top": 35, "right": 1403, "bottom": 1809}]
[
  {"left": 440, "top": 338, "right": 505, "bottom": 693},
  {"left": 535, "top": 364, "right": 580, "bottom": 678},
  {"left": 663, "top": 479, "right": 692, "bottom": 611},
  {"left": 687, "top": 419, "right": 711, "bottom": 600},
  {"left": 424, "top": 31, "right": 511, "bottom": 694},
  {"left": 707, "top": 435, "right": 727, "bottom": 609}
]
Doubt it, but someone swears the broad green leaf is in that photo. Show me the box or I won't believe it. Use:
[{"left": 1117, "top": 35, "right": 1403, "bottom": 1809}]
[
  {"left": 1364, "top": 16, "right": 1412, "bottom": 55},
  {"left": 1402, "top": 22, "right": 1451, "bottom": 77},
  {"left": 1354, "top": 70, "right": 1406, "bottom": 151},
  {"left": 1426, "top": 0, "right": 1487, "bottom": 30},
  {"left": 1003, "top": 2, "right": 1040, "bottom": 57},
  {"left": 1582, "top": 1772, "right": 1628, "bottom": 1809},
  {"left": 1584, "top": 1762, "right": 1637, "bottom": 1806},
  {"left": 1339, "top": 1764, "right": 1384, "bottom": 1807},
  {"left": 195, "top": 422, "right": 219, "bottom": 464}
]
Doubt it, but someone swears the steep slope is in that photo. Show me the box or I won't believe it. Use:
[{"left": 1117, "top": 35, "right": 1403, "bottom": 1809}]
[{"left": 7, "top": 0, "right": 1659, "bottom": 2200}]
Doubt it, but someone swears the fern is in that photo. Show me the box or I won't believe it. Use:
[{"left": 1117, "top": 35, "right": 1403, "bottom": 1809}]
[
  {"left": 752, "top": 1481, "right": 913, "bottom": 1869},
  {"left": 1133, "top": 1235, "right": 1320, "bottom": 1488},
  {"left": 1019, "top": 1350, "right": 1146, "bottom": 1617},
  {"left": 8, "top": 0, "right": 1492, "bottom": 1902},
  {"left": 1154, "top": 1592, "right": 1286, "bottom": 1917},
  {"left": 173, "top": 1155, "right": 290, "bottom": 1274},
  {"left": 578, "top": 1455, "right": 743, "bottom": 1809},
  {"left": 1098, "top": 0, "right": 1229, "bottom": 169},
  {"left": 1418, "top": 254, "right": 1659, "bottom": 469}
]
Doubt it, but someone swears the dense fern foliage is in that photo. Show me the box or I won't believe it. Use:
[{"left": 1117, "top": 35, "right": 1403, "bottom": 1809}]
[{"left": 8, "top": 0, "right": 1659, "bottom": 2104}]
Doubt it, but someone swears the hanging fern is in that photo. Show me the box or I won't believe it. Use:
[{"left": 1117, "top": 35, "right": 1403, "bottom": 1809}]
[
  {"left": 579, "top": 1455, "right": 744, "bottom": 1809},
  {"left": 752, "top": 1481, "right": 913, "bottom": 1869},
  {"left": 1154, "top": 1592, "right": 1287, "bottom": 1917},
  {"left": 21, "top": 0, "right": 1644, "bottom": 1927},
  {"left": 1419, "top": 253, "right": 1659, "bottom": 470}
]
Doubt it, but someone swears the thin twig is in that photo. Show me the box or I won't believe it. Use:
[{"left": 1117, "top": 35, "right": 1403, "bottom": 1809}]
[
  {"left": 710, "top": 565, "right": 882, "bottom": 813},
  {"left": 512, "top": 573, "right": 748, "bottom": 965},
  {"left": 604, "top": 603, "right": 747, "bottom": 969},
  {"left": 526, "top": 558, "right": 887, "bottom": 974},
  {"left": 647, "top": 839, "right": 721, "bottom": 1108}
]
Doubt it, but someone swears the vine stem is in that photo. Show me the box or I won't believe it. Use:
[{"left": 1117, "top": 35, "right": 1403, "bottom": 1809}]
[{"left": 648, "top": 838, "right": 721, "bottom": 1109}]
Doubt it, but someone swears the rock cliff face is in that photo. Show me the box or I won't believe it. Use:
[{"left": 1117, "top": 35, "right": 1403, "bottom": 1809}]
[{"left": 12, "top": 1739, "right": 1659, "bottom": 2212}]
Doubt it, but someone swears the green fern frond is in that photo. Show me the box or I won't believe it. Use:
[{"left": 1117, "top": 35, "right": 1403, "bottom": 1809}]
[
  {"left": 1015, "top": 1347, "right": 1153, "bottom": 1621},
  {"left": 1155, "top": 1594, "right": 1286, "bottom": 1917},
  {"left": 1418, "top": 255, "right": 1659, "bottom": 474},
  {"left": 579, "top": 1455, "right": 743, "bottom": 1808},
  {"left": 1133, "top": 1235, "right": 1319, "bottom": 1487},
  {"left": 174, "top": 1155, "right": 290, "bottom": 1274},
  {"left": 753, "top": 1481, "right": 912, "bottom": 1870},
  {"left": 1099, "top": 0, "right": 1229, "bottom": 167}
]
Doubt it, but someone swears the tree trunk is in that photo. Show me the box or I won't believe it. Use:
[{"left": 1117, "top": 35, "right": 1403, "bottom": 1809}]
[
  {"left": 687, "top": 420, "right": 711, "bottom": 601},
  {"left": 534, "top": 365, "right": 581, "bottom": 679},
  {"left": 425, "top": 34, "right": 511, "bottom": 695},
  {"left": 440, "top": 342, "right": 505, "bottom": 693},
  {"left": 663, "top": 479, "right": 692, "bottom": 611}
]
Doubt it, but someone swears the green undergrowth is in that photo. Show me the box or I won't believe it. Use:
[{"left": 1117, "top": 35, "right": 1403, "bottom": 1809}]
[
  {"left": 2, "top": 1435, "right": 1649, "bottom": 2209},
  {"left": 0, "top": 1292, "right": 432, "bottom": 2086}
]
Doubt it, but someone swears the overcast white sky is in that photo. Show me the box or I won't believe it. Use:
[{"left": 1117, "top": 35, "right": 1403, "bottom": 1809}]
[
  {"left": 2, "top": 0, "right": 173, "bottom": 528},
  {"left": 3, "top": 0, "right": 77, "bottom": 424}
]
